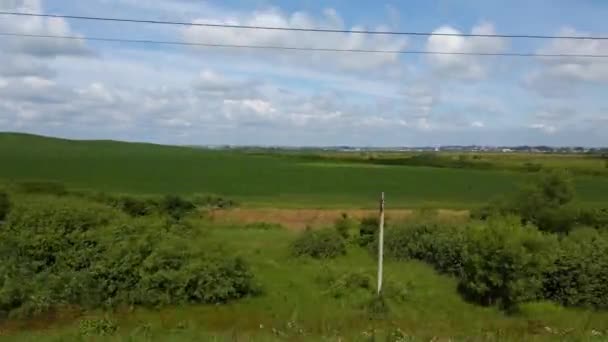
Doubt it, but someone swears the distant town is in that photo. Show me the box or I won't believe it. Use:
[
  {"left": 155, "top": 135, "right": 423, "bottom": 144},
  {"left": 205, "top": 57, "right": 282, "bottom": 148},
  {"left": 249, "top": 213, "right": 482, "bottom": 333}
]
[{"left": 199, "top": 145, "right": 608, "bottom": 154}]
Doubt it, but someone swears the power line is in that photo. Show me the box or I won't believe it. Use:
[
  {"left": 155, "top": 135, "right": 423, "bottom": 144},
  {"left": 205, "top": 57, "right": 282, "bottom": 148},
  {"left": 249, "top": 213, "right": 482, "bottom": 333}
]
[
  {"left": 1, "top": 11, "right": 607, "bottom": 41},
  {"left": 2, "top": 32, "right": 607, "bottom": 58}
]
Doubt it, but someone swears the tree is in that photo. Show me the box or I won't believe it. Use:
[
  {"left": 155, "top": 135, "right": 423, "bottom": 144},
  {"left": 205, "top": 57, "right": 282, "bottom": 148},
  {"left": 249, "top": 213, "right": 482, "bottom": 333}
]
[{"left": 516, "top": 170, "right": 576, "bottom": 233}]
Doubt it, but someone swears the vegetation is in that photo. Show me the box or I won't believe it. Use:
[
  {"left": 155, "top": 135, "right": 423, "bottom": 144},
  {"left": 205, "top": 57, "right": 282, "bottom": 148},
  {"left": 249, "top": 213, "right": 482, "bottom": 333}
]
[
  {"left": 2, "top": 133, "right": 608, "bottom": 208},
  {"left": 472, "top": 170, "right": 608, "bottom": 233},
  {"left": 0, "top": 191, "right": 9, "bottom": 221},
  {"left": 3, "top": 133, "right": 608, "bottom": 340},
  {"left": 290, "top": 229, "right": 347, "bottom": 259},
  {"left": 0, "top": 196, "right": 257, "bottom": 318}
]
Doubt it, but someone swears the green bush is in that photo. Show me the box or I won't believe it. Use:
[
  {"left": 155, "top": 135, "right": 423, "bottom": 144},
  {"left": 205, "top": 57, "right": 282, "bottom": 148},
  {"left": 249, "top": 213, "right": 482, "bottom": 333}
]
[
  {"left": 359, "top": 216, "right": 380, "bottom": 247},
  {"left": 457, "top": 219, "right": 558, "bottom": 309},
  {"left": 0, "top": 196, "right": 257, "bottom": 317},
  {"left": 159, "top": 195, "right": 196, "bottom": 220},
  {"left": 534, "top": 205, "right": 579, "bottom": 234},
  {"left": 474, "top": 170, "right": 579, "bottom": 234},
  {"left": 79, "top": 318, "right": 118, "bottom": 336},
  {"left": 116, "top": 196, "right": 155, "bottom": 217},
  {"left": 334, "top": 213, "right": 357, "bottom": 239},
  {"left": 291, "top": 229, "right": 346, "bottom": 259},
  {"left": 192, "top": 195, "right": 238, "bottom": 209},
  {"left": 382, "top": 223, "right": 465, "bottom": 276},
  {"left": 0, "top": 191, "right": 9, "bottom": 221},
  {"left": 543, "top": 228, "right": 608, "bottom": 309},
  {"left": 577, "top": 208, "right": 608, "bottom": 229}
]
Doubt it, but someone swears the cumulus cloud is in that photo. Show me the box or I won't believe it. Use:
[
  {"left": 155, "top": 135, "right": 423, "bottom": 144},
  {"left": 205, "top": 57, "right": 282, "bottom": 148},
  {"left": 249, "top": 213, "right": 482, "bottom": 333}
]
[
  {"left": 0, "top": 0, "right": 90, "bottom": 58},
  {"left": 425, "top": 22, "right": 507, "bottom": 79},
  {"left": 529, "top": 123, "right": 557, "bottom": 134},
  {"left": 181, "top": 8, "right": 408, "bottom": 72},
  {"left": 525, "top": 28, "right": 608, "bottom": 97}
]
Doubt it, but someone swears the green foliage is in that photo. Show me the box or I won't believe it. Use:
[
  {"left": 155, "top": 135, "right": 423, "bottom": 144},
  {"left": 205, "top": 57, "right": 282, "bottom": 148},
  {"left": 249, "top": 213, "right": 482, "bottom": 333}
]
[
  {"left": 290, "top": 229, "right": 346, "bottom": 259},
  {"left": 577, "top": 208, "right": 608, "bottom": 229},
  {"left": 533, "top": 205, "right": 579, "bottom": 233},
  {"left": 0, "top": 191, "right": 9, "bottom": 221},
  {"left": 543, "top": 228, "right": 608, "bottom": 309},
  {"left": 458, "top": 219, "right": 558, "bottom": 309},
  {"left": 116, "top": 196, "right": 155, "bottom": 217},
  {"left": 359, "top": 216, "right": 380, "bottom": 247},
  {"left": 0, "top": 196, "right": 257, "bottom": 317},
  {"left": 475, "top": 170, "right": 580, "bottom": 233},
  {"left": 79, "top": 318, "right": 118, "bottom": 336},
  {"left": 382, "top": 223, "right": 465, "bottom": 276},
  {"left": 14, "top": 181, "right": 67, "bottom": 196},
  {"left": 192, "top": 194, "right": 238, "bottom": 209},
  {"left": 334, "top": 213, "right": 357, "bottom": 239},
  {"left": 159, "top": 195, "right": 196, "bottom": 220}
]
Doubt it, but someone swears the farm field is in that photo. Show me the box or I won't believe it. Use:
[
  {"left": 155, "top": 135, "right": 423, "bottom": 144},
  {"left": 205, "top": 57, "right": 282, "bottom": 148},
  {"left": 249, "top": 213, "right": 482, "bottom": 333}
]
[{"left": 1, "top": 132, "right": 608, "bottom": 209}]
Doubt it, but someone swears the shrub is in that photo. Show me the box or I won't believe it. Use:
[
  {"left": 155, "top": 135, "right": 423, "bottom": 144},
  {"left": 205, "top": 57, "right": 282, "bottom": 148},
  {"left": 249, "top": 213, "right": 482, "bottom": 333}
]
[
  {"left": 534, "top": 206, "right": 579, "bottom": 234},
  {"left": 291, "top": 229, "right": 346, "bottom": 259},
  {"left": 458, "top": 219, "right": 558, "bottom": 309},
  {"left": 359, "top": 216, "right": 379, "bottom": 247},
  {"left": 470, "top": 195, "right": 516, "bottom": 221},
  {"left": 334, "top": 213, "right": 357, "bottom": 239},
  {"left": 192, "top": 195, "right": 238, "bottom": 209},
  {"left": 0, "top": 191, "right": 9, "bottom": 221},
  {"left": 0, "top": 197, "right": 258, "bottom": 317},
  {"left": 577, "top": 208, "right": 608, "bottom": 229},
  {"left": 116, "top": 196, "right": 154, "bottom": 217},
  {"left": 159, "top": 195, "right": 196, "bottom": 220},
  {"left": 382, "top": 223, "right": 465, "bottom": 276},
  {"left": 15, "top": 181, "right": 67, "bottom": 196},
  {"left": 79, "top": 318, "right": 118, "bottom": 336},
  {"left": 543, "top": 228, "right": 608, "bottom": 309}
]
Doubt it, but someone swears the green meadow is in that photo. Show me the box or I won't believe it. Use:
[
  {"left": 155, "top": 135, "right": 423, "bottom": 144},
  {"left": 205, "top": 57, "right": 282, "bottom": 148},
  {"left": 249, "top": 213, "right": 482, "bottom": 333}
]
[{"left": 1, "top": 132, "right": 607, "bottom": 208}]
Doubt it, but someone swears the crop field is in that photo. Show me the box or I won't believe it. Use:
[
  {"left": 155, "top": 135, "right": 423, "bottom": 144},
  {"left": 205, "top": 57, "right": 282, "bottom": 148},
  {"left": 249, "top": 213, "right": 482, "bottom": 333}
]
[{"left": 1, "top": 133, "right": 608, "bottom": 208}]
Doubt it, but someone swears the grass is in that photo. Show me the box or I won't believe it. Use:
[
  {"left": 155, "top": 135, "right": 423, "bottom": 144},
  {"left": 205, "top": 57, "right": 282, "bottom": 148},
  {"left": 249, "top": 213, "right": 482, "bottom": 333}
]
[
  {"left": 3, "top": 222, "right": 608, "bottom": 341},
  {"left": 1, "top": 132, "right": 608, "bottom": 208}
]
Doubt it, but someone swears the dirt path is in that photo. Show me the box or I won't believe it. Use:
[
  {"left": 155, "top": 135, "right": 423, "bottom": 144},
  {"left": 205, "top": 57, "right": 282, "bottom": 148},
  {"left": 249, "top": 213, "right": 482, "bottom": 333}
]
[{"left": 207, "top": 208, "right": 469, "bottom": 230}]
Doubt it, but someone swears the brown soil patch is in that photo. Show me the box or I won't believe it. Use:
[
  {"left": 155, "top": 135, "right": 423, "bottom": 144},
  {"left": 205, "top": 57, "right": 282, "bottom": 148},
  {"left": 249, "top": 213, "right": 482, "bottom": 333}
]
[{"left": 207, "top": 208, "right": 469, "bottom": 230}]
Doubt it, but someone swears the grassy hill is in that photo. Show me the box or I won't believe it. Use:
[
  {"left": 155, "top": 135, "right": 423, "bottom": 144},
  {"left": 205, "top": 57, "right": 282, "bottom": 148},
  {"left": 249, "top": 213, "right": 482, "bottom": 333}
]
[{"left": 1, "top": 132, "right": 607, "bottom": 208}]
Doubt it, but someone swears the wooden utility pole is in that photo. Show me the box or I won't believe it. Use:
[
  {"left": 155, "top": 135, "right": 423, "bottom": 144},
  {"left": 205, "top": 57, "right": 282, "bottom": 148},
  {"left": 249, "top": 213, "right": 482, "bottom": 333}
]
[{"left": 377, "top": 192, "right": 385, "bottom": 295}]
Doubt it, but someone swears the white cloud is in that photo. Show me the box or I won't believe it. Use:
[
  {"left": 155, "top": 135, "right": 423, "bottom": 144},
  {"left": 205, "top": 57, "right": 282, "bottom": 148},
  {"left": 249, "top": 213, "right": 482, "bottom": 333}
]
[
  {"left": 425, "top": 22, "right": 507, "bottom": 79},
  {"left": 529, "top": 123, "right": 557, "bottom": 134},
  {"left": 181, "top": 8, "right": 407, "bottom": 72},
  {"left": 0, "top": 0, "right": 90, "bottom": 57},
  {"left": 537, "top": 28, "right": 608, "bottom": 82},
  {"left": 525, "top": 28, "right": 608, "bottom": 97},
  {"left": 471, "top": 121, "right": 485, "bottom": 128}
]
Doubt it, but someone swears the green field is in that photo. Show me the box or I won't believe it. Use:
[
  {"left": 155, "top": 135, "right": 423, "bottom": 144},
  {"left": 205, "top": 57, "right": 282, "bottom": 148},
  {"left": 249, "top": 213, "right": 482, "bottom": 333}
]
[{"left": 1, "top": 133, "right": 607, "bottom": 208}]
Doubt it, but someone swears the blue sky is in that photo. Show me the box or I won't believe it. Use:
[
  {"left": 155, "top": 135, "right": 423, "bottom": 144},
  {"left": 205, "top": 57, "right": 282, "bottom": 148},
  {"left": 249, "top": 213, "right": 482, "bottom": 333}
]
[{"left": 0, "top": 0, "right": 607, "bottom": 146}]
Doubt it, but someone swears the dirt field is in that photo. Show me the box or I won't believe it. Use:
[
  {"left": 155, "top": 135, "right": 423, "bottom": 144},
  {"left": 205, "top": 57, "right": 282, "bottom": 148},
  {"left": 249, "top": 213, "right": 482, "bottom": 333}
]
[{"left": 206, "top": 208, "right": 469, "bottom": 230}]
